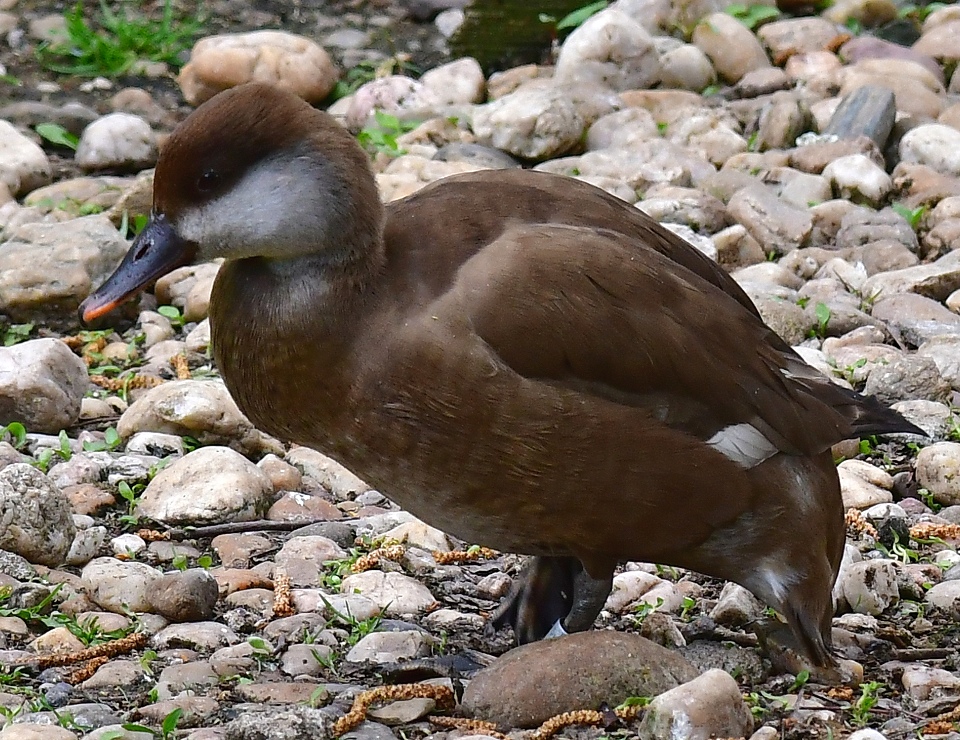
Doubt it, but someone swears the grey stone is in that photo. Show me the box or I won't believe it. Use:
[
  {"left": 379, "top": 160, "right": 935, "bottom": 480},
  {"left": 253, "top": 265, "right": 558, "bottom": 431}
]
[
  {"left": 727, "top": 185, "right": 812, "bottom": 256},
  {"left": 0, "top": 464, "right": 76, "bottom": 567},
  {"left": 555, "top": 9, "right": 661, "bottom": 91},
  {"left": 0, "top": 120, "right": 51, "bottom": 196},
  {"left": 870, "top": 294, "right": 960, "bottom": 346},
  {"left": 137, "top": 446, "right": 274, "bottom": 525},
  {"left": 76, "top": 113, "right": 157, "bottom": 171},
  {"left": 149, "top": 569, "right": 219, "bottom": 622},
  {"left": 917, "top": 443, "right": 960, "bottom": 506},
  {"left": 861, "top": 354, "right": 950, "bottom": 404},
  {"left": 345, "top": 630, "right": 432, "bottom": 664},
  {"left": 472, "top": 84, "right": 586, "bottom": 161},
  {"left": 823, "top": 85, "right": 896, "bottom": 147},
  {"left": 839, "top": 559, "right": 899, "bottom": 615},
  {"left": 0, "top": 215, "right": 129, "bottom": 325},
  {"left": 81, "top": 557, "right": 161, "bottom": 613},
  {"left": 0, "top": 339, "right": 88, "bottom": 434}
]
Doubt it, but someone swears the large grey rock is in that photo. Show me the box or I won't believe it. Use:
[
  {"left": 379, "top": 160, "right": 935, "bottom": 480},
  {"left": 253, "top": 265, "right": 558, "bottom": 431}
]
[
  {"left": 0, "top": 215, "right": 129, "bottom": 324},
  {"left": 472, "top": 84, "right": 586, "bottom": 160},
  {"left": 462, "top": 631, "right": 697, "bottom": 728},
  {"left": 137, "top": 446, "right": 274, "bottom": 525},
  {"left": 871, "top": 294, "right": 960, "bottom": 346},
  {"left": 0, "top": 463, "right": 76, "bottom": 566},
  {"left": 0, "top": 338, "right": 88, "bottom": 434},
  {"left": 691, "top": 12, "right": 771, "bottom": 84}
]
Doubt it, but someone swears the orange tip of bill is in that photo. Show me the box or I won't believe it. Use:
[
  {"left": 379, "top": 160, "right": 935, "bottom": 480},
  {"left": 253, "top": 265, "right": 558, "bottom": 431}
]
[{"left": 80, "top": 297, "right": 122, "bottom": 324}]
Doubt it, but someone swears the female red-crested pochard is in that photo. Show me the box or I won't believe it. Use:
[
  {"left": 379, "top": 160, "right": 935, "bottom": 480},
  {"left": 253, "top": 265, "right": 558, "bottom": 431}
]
[{"left": 81, "top": 82, "right": 921, "bottom": 669}]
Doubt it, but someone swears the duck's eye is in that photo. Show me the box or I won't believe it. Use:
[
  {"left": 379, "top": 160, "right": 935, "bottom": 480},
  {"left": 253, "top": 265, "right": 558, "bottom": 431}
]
[{"left": 197, "top": 170, "right": 220, "bottom": 192}]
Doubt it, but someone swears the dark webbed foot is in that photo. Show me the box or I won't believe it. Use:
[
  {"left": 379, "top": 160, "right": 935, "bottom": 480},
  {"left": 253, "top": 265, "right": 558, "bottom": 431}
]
[{"left": 489, "top": 556, "right": 613, "bottom": 644}]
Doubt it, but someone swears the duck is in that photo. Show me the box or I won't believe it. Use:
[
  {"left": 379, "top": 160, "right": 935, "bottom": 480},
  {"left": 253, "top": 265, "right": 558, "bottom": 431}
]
[{"left": 80, "top": 82, "right": 922, "bottom": 669}]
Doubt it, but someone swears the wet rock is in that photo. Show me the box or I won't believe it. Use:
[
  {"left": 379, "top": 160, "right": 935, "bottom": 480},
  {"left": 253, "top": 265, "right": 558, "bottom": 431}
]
[
  {"left": 462, "top": 632, "right": 697, "bottom": 728},
  {"left": 0, "top": 464, "right": 76, "bottom": 567},
  {"left": 150, "top": 569, "right": 219, "bottom": 622},
  {"left": 0, "top": 339, "right": 87, "bottom": 434},
  {"left": 76, "top": 113, "right": 157, "bottom": 171},
  {"left": 137, "top": 446, "right": 274, "bottom": 525},
  {"left": 0, "top": 215, "right": 129, "bottom": 325},
  {"left": 179, "top": 31, "right": 338, "bottom": 106},
  {"left": 638, "top": 669, "right": 753, "bottom": 740}
]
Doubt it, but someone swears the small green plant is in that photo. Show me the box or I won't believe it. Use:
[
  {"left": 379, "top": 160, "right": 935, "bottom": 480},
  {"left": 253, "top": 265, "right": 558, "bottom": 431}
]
[
  {"left": 332, "top": 55, "right": 422, "bottom": 100},
  {"left": 31, "top": 448, "right": 55, "bottom": 473},
  {"left": 114, "top": 707, "right": 182, "bottom": 740},
  {"left": 119, "top": 210, "right": 150, "bottom": 239},
  {"left": 197, "top": 554, "right": 213, "bottom": 569},
  {"left": 117, "top": 480, "right": 146, "bottom": 526},
  {"left": 725, "top": 3, "right": 780, "bottom": 29},
  {"left": 157, "top": 304, "right": 185, "bottom": 330},
  {"left": 83, "top": 426, "right": 123, "bottom": 452},
  {"left": 357, "top": 111, "right": 419, "bottom": 158},
  {"left": 858, "top": 435, "right": 878, "bottom": 456},
  {"left": 56, "top": 430, "right": 73, "bottom": 462},
  {"left": 171, "top": 554, "right": 189, "bottom": 572},
  {"left": 679, "top": 595, "right": 697, "bottom": 621},
  {"left": 139, "top": 649, "right": 159, "bottom": 676},
  {"left": 247, "top": 637, "right": 273, "bottom": 671},
  {"left": 790, "top": 669, "right": 810, "bottom": 692},
  {"left": 37, "top": 0, "right": 203, "bottom": 78},
  {"left": 617, "top": 696, "right": 651, "bottom": 710},
  {"left": 3, "top": 323, "right": 34, "bottom": 346},
  {"left": 892, "top": 202, "right": 927, "bottom": 231},
  {"left": 747, "top": 130, "right": 760, "bottom": 152},
  {"left": 630, "top": 596, "right": 665, "bottom": 625},
  {"left": 66, "top": 615, "right": 134, "bottom": 646},
  {"left": 811, "top": 302, "right": 831, "bottom": 339},
  {"left": 34, "top": 122, "right": 79, "bottom": 150},
  {"left": 538, "top": 1, "right": 609, "bottom": 31},
  {"left": 898, "top": 2, "right": 946, "bottom": 23},
  {"left": 0, "top": 422, "right": 27, "bottom": 450},
  {"left": 851, "top": 681, "right": 883, "bottom": 726}
]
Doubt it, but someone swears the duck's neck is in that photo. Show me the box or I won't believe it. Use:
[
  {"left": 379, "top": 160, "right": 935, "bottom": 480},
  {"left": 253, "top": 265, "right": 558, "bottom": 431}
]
[{"left": 209, "top": 239, "right": 384, "bottom": 441}]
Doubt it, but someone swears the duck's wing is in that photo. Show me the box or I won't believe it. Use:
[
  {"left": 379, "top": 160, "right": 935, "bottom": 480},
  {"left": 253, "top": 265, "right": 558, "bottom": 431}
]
[{"left": 447, "top": 223, "right": 868, "bottom": 464}]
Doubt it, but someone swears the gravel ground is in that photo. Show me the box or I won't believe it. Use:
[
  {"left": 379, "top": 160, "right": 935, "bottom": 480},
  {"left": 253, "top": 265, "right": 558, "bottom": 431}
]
[{"left": 4, "top": 0, "right": 960, "bottom": 739}]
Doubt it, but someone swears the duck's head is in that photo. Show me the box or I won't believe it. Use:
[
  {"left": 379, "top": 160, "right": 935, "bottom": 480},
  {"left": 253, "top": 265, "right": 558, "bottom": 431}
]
[{"left": 80, "top": 83, "right": 382, "bottom": 323}]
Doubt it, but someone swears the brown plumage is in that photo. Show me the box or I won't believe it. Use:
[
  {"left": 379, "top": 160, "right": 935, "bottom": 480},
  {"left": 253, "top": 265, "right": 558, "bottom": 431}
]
[{"left": 81, "top": 83, "right": 921, "bottom": 668}]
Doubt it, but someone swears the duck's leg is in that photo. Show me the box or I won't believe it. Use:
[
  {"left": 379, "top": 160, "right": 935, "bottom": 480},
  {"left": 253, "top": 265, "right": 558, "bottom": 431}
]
[{"left": 489, "top": 556, "right": 613, "bottom": 643}]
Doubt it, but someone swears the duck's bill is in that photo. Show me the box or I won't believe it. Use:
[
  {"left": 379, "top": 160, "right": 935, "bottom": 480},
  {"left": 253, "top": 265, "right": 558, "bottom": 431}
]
[{"left": 79, "top": 214, "right": 196, "bottom": 324}]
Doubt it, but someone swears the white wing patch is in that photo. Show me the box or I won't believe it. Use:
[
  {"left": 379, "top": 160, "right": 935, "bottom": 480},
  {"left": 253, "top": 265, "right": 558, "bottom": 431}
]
[{"left": 706, "top": 423, "right": 778, "bottom": 468}]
